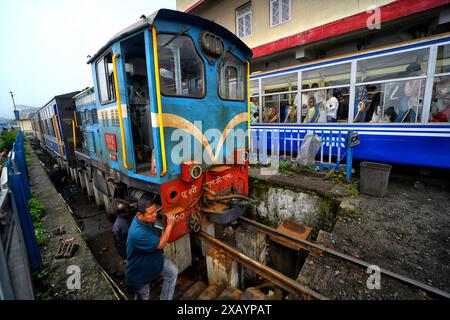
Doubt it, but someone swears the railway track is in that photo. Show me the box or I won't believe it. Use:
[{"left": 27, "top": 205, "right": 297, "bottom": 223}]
[{"left": 196, "top": 216, "right": 450, "bottom": 300}]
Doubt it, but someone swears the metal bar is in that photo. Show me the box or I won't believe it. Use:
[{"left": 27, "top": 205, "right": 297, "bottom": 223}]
[
  {"left": 348, "top": 60, "right": 357, "bottom": 123},
  {"left": 247, "top": 61, "right": 251, "bottom": 151},
  {"left": 328, "top": 130, "right": 332, "bottom": 164},
  {"left": 196, "top": 231, "right": 328, "bottom": 300},
  {"left": 112, "top": 53, "right": 132, "bottom": 170},
  {"left": 422, "top": 45, "right": 438, "bottom": 124},
  {"left": 337, "top": 131, "right": 341, "bottom": 161},
  {"left": 151, "top": 26, "right": 167, "bottom": 176},
  {"left": 238, "top": 216, "right": 450, "bottom": 299},
  {"left": 72, "top": 120, "right": 76, "bottom": 150},
  {"left": 346, "top": 144, "right": 352, "bottom": 182},
  {"left": 320, "top": 130, "right": 324, "bottom": 163}
]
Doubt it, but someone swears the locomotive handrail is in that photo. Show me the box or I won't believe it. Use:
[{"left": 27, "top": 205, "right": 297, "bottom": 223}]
[
  {"left": 247, "top": 61, "right": 250, "bottom": 151},
  {"left": 152, "top": 26, "right": 167, "bottom": 176},
  {"left": 52, "top": 115, "right": 64, "bottom": 157},
  {"left": 112, "top": 53, "right": 132, "bottom": 170},
  {"left": 72, "top": 111, "right": 78, "bottom": 150},
  {"left": 72, "top": 120, "right": 76, "bottom": 150},
  {"left": 73, "top": 110, "right": 78, "bottom": 128}
]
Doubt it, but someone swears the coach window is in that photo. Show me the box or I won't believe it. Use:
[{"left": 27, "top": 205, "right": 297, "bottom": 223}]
[
  {"left": 219, "top": 52, "right": 245, "bottom": 101},
  {"left": 262, "top": 95, "right": 280, "bottom": 123},
  {"left": 430, "top": 44, "right": 450, "bottom": 122},
  {"left": 250, "top": 79, "right": 260, "bottom": 123},
  {"left": 356, "top": 49, "right": 428, "bottom": 124},
  {"left": 91, "top": 109, "right": 99, "bottom": 124},
  {"left": 157, "top": 34, "right": 205, "bottom": 98},
  {"left": 302, "top": 63, "right": 351, "bottom": 123},
  {"left": 96, "top": 52, "right": 116, "bottom": 104},
  {"left": 261, "top": 72, "right": 297, "bottom": 123}
]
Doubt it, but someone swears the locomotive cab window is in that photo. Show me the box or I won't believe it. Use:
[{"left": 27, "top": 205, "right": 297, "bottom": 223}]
[
  {"left": 157, "top": 34, "right": 205, "bottom": 98},
  {"left": 219, "top": 52, "right": 245, "bottom": 101},
  {"left": 96, "top": 52, "right": 116, "bottom": 104}
]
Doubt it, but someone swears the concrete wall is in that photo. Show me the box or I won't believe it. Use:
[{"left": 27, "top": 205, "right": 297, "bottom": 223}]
[
  {"left": 250, "top": 181, "right": 338, "bottom": 234},
  {"left": 178, "top": 0, "right": 394, "bottom": 48}
]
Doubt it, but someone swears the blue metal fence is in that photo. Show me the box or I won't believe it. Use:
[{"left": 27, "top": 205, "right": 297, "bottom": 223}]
[
  {"left": 250, "top": 128, "right": 358, "bottom": 182},
  {"left": 4, "top": 131, "right": 42, "bottom": 270}
]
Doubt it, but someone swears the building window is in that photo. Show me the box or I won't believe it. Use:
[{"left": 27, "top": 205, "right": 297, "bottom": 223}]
[
  {"left": 236, "top": 4, "right": 252, "bottom": 38},
  {"left": 270, "top": 0, "right": 291, "bottom": 27}
]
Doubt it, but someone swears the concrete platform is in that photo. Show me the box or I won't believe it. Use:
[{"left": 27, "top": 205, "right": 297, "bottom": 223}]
[
  {"left": 27, "top": 143, "right": 115, "bottom": 300},
  {"left": 249, "top": 167, "right": 347, "bottom": 198}
]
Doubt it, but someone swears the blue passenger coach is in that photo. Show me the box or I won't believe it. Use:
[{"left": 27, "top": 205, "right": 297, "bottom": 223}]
[
  {"left": 33, "top": 91, "right": 80, "bottom": 167},
  {"left": 250, "top": 33, "right": 450, "bottom": 168}
]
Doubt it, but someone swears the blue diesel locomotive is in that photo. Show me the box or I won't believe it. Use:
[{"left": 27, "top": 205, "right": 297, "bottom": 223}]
[{"left": 32, "top": 9, "right": 253, "bottom": 242}]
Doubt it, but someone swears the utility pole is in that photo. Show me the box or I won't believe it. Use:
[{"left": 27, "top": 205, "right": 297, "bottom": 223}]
[
  {"left": 9, "top": 91, "right": 16, "bottom": 111},
  {"left": 9, "top": 91, "right": 20, "bottom": 122}
]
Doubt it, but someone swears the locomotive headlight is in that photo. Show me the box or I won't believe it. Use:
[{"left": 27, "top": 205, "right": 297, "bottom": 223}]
[{"left": 189, "top": 165, "right": 202, "bottom": 180}]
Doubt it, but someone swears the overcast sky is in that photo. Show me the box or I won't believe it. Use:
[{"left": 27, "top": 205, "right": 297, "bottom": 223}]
[{"left": 0, "top": 0, "right": 176, "bottom": 118}]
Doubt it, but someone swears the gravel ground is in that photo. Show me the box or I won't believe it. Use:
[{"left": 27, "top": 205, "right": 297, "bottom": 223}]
[{"left": 298, "top": 174, "right": 450, "bottom": 299}]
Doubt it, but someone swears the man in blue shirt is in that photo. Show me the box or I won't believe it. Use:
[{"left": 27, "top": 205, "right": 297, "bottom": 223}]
[
  {"left": 125, "top": 198, "right": 178, "bottom": 300},
  {"left": 111, "top": 203, "right": 133, "bottom": 277}
]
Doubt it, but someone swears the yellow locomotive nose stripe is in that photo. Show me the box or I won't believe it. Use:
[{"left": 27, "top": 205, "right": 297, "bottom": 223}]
[
  {"left": 213, "top": 112, "right": 248, "bottom": 162},
  {"left": 151, "top": 112, "right": 248, "bottom": 164}
]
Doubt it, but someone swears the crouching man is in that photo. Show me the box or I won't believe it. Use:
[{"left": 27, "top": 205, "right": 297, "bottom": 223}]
[{"left": 125, "top": 198, "right": 178, "bottom": 300}]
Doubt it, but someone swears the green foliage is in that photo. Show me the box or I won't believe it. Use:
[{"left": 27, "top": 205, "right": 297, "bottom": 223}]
[
  {"left": 344, "top": 207, "right": 363, "bottom": 219},
  {"left": 278, "top": 160, "right": 313, "bottom": 176},
  {"left": 28, "top": 197, "right": 47, "bottom": 246},
  {"left": 327, "top": 171, "right": 359, "bottom": 197},
  {"left": 35, "top": 268, "right": 49, "bottom": 279},
  {"left": 28, "top": 198, "right": 45, "bottom": 220},
  {"left": 0, "top": 131, "right": 18, "bottom": 152},
  {"left": 35, "top": 289, "right": 53, "bottom": 300}
]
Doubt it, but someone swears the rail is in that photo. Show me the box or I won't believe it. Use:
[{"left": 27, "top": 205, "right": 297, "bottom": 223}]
[
  {"left": 238, "top": 216, "right": 450, "bottom": 299},
  {"left": 196, "top": 230, "right": 327, "bottom": 299}
]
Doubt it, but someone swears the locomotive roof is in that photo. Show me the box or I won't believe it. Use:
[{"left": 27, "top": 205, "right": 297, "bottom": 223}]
[{"left": 87, "top": 8, "right": 252, "bottom": 64}]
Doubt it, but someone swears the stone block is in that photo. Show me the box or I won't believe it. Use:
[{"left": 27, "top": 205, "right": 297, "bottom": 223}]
[
  {"left": 164, "top": 233, "right": 192, "bottom": 273},
  {"left": 206, "top": 246, "right": 239, "bottom": 289}
]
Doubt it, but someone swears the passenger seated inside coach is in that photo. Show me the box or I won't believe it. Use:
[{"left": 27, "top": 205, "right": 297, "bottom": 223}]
[
  {"left": 431, "top": 94, "right": 450, "bottom": 122},
  {"left": 366, "top": 92, "right": 381, "bottom": 122},
  {"left": 263, "top": 105, "right": 279, "bottom": 123},
  {"left": 353, "top": 101, "right": 367, "bottom": 123},
  {"left": 284, "top": 105, "right": 297, "bottom": 123},
  {"left": 303, "top": 97, "right": 320, "bottom": 123},
  {"left": 382, "top": 106, "right": 398, "bottom": 123}
]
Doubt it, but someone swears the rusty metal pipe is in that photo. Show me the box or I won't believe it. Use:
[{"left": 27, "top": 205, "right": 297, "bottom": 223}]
[
  {"left": 196, "top": 230, "right": 328, "bottom": 300},
  {"left": 206, "top": 194, "right": 255, "bottom": 202},
  {"left": 239, "top": 216, "right": 450, "bottom": 299}
]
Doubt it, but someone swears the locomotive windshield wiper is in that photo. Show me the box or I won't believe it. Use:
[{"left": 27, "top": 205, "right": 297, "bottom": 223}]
[{"left": 159, "top": 27, "right": 190, "bottom": 49}]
